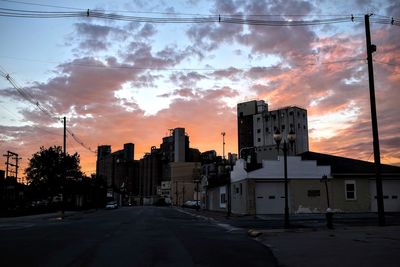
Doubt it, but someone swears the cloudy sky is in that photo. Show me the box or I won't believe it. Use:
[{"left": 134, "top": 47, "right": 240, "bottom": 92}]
[{"left": 0, "top": 0, "right": 399, "bottom": 176}]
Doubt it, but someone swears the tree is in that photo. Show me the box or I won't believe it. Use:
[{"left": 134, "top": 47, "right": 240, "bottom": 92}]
[{"left": 25, "top": 146, "right": 83, "bottom": 198}]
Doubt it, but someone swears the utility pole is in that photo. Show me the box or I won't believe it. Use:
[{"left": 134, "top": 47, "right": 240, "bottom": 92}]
[
  {"left": 221, "top": 132, "right": 226, "bottom": 160},
  {"left": 3, "top": 151, "right": 20, "bottom": 181},
  {"left": 61, "top": 116, "right": 66, "bottom": 219},
  {"left": 365, "top": 14, "right": 385, "bottom": 226},
  {"left": 63, "top": 117, "right": 66, "bottom": 156},
  {"left": 175, "top": 181, "right": 178, "bottom": 206}
]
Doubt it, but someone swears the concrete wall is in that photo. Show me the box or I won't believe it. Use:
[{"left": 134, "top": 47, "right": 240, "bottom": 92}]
[
  {"left": 290, "top": 180, "right": 333, "bottom": 213},
  {"left": 231, "top": 181, "right": 248, "bottom": 214},
  {"left": 331, "top": 178, "right": 370, "bottom": 212},
  {"left": 207, "top": 186, "right": 227, "bottom": 212}
]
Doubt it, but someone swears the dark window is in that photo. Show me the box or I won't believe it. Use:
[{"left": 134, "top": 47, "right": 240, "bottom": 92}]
[
  {"left": 220, "top": 193, "right": 226, "bottom": 203},
  {"left": 281, "top": 125, "right": 285, "bottom": 130},
  {"left": 268, "top": 196, "right": 276, "bottom": 199},
  {"left": 240, "top": 183, "right": 242, "bottom": 195},
  {"left": 289, "top": 111, "right": 293, "bottom": 116},
  {"left": 303, "top": 125, "right": 306, "bottom": 129},
  {"left": 257, "top": 138, "right": 261, "bottom": 142},
  {"left": 236, "top": 186, "right": 239, "bottom": 194},
  {"left": 345, "top": 181, "right": 356, "bottom": 200},
  {"left": 298, "top": 123, "right": 301, "bottom": 129},
  {"left": 257, "top": 117, "right": 260, "bottom": 121},
  {"left": 297, "top": 111, "right": 300, "bottom": 116},
  {"left": 257, "top": 129, "right": 261, "bottom": 133},
  {"left": 266, "top": 127, "right": 269, "bottom": 132},
  {"left": 392, "top": 195, "right": 398, "bottom": 199},
  {"left": 384, "top": 195, "right": 389, "bottom": 199},
  {"left": 239, "top": 112, "right": 243, "bottom": 117},
  {"left": 308, "top": 190, "right": 321, "bottom": 197}
]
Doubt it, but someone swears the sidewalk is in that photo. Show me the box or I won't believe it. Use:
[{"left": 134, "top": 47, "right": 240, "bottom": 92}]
[
  {"left": 180, "top": 208, "right": 400, "bottom": 267},
  {"left": 259, "top": 225, "right": 400, "bottom": 267}
]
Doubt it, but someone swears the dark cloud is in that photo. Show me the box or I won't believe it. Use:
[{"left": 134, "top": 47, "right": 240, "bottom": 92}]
[
  {"left": 137, "top": 23, "right": 157, "bottom": 39},
  {"left": 73, "top": 23, "right": 128, "bottom": 51},
  {"left": 211, "top": 67, "right": 242, "bottom": 80},
  {"left": 169, "top": 72, "right": 207, "bottom": 87}
]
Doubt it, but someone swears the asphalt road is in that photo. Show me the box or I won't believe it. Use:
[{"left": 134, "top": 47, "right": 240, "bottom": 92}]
[{"left": 0, "top": 207, "right": 277, "bottom": 267}]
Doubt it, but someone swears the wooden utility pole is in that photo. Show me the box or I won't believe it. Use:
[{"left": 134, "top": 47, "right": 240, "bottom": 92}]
[{"left": 365, "top": 14, "right": 385, "bottom": 226}]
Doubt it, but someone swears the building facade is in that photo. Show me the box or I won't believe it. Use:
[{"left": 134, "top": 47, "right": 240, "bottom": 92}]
[
  {"left": 229, "top": 153, "right": 400, "bottom": 215},
  {"left": 237, "top": 100, "right": 309, "bottom": 162},
  {"left": 96, "top": 143, "right": 139, "bottom": 205},
  {"left": 139, "top": 127, "right": 201, "bottom": 204}
]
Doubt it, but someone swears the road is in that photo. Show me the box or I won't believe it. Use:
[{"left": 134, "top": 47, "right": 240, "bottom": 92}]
[{"left": 0, "top": 207, "right": 277, "bottom": 267}]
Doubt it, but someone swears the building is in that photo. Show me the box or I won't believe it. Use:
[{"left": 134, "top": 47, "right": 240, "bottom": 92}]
[
  {"left": 139, "top": 127, "right": 201, "bottom": 205},
  {"left": 229, "top": 152, "right": 400, "bottom": 215},
  {"left": 300, "top": 151, "right": 400, "bottom": 213},
  {"left": 237, "top": 100, "right": 309, "bottom": 162},
  {"left": 96, "top": 143, "right": 139, "bottom": 205}
]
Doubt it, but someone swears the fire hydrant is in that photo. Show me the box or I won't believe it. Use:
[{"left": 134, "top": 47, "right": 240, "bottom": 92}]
[{"left": 326, "top": 208, "right": 334, "bottom": 229}]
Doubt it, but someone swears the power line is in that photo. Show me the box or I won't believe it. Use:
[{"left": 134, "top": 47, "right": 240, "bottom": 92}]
[
  {"left": 0, "top": 66, "right": 96, "bottom": 154},
  {"left": 0, "top": 55, "right": 364, "bottom": 72},
  {"left": 0, "top": 0, "right": 83, "bottom": 10}
]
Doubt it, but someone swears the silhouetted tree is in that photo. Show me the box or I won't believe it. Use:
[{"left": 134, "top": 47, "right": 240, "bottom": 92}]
[{"left": 25, "top": 146, "right": 83, "bottom": 198}]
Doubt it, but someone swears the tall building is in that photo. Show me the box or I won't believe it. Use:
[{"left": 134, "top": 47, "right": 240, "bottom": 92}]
[
  {"left": 96, "top": 143, "right": 139, "bottom": 204},
  {"left": 237, "top": 100, "right": 309, "bottom": 162},
  {"left": 139, "top": 127, "right": 201, "bottom": 203}
]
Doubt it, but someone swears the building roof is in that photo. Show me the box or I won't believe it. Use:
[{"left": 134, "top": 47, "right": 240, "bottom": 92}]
[{"left": 300, "top": 151, "right": 400, "bottom": 176}]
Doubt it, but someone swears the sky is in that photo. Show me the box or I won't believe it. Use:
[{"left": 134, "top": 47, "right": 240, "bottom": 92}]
[{"left": 0, "top": 0, "right": 399, "bottom": 178}]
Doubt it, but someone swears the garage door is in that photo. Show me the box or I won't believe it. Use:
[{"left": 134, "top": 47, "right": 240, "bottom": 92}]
[
  {"left": 255, "top": 182, "right": 285, "bottom": 214},
  {"left": 370, "top": 180, "right": 400, "bottom": 212}
]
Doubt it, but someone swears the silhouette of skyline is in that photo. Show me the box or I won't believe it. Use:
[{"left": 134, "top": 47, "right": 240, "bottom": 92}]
[{"left": 0, "top": 0, "right": 399, "bottom": 176}]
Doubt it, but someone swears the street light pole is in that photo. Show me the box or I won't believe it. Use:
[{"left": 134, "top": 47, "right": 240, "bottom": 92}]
[
  {"left": 274, "top": 129, "right": 295, "bottom": 229},
  {"left": 283, "top": 140, "right": 289, "bottom": 228}
]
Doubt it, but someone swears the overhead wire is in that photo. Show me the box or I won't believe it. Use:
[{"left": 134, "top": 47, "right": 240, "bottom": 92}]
[{"left": 0, "top": 66, "right": 96, "bottom": 154}]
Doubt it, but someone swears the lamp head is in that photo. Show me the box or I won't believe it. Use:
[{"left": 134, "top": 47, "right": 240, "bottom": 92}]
[{"left": 273, "top": 129, "right": 282, "bottom": 146}]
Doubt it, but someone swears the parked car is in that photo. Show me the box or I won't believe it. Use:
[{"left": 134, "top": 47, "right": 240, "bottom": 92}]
[
  {"left": 182, "top": 200, "right": 200, "bottom": 209},
  {"left": 105, "top": 201, "right": 118, "bottom": 209}
]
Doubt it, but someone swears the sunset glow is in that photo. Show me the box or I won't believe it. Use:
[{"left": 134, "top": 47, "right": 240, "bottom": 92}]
[{"left": 0, "top": 0, "right": 399, "bottom": 177}]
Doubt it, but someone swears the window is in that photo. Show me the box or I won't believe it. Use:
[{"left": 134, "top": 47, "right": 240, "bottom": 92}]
[
  {"left": 298, "top": 123, "right": 301, "bottom": 129},
  {"left": 257, "top": 117, "right": 260, "bottom": 121},
  {"left": 268, "top": 195, "right": 276, "bottom": 199},
  {"left": 266, "top": 127, "right": 269, "bottom": 133},
  {"left": 289, "top": 111, "right": 293, "bottom": 116},
  {"left": 240, "top": 183, "right": 242, "bottom": 195},
  {"left": 257, "top": 129, "right": 261, "bottom": 133},
  {"left": 345, "top": 180, "right": 356, "bottom": 200},
  {"left": 257, "top": 138, "right": 261, "bottom": 142},
  {"left": 220, "top": 193, "right": 226, "bottom": 203},
  {"left": 281, "top": 125, "right": 285, "bottom": 130},
  {"left": 308, "top": 190, "right": 321, "bottom": 197},
  {"left": 235, "top": 186, "right": 239, "bottom": 194}
]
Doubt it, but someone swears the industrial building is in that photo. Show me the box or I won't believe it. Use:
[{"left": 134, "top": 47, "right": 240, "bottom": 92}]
[{"left": 237, "top": 100, "right": 308, "bottom": 162}]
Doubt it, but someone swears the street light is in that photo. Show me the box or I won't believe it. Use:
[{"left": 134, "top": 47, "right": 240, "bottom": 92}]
[{"left": 274, "top": 128, "right": 296, "bottom": 228}]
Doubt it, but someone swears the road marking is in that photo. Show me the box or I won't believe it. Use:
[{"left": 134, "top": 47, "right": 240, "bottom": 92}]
[{"left": 0, "top": 223, "right": 35, "bottom": 230}]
